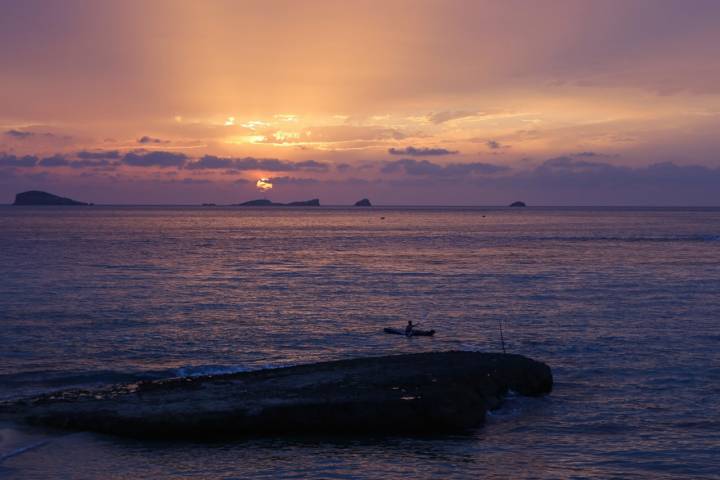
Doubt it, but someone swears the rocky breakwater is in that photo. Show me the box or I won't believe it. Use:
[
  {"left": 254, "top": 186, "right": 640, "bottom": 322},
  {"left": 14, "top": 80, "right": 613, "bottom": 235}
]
[{"left": 0, "top": 351, "right": 552, "bottom": 439}]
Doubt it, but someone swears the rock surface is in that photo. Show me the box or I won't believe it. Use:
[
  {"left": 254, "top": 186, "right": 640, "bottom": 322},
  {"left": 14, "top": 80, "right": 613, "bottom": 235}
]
[
  {"left": 0, "top": 351, "right": 552, "bottom": 439},
  {"left": 12, "top": 191, "right": 90, "bottom": 206},
  {"left": 509, "top": 201, "right": 527, "bottom": 207},
  {"left": 236, "top": 198, "right": 320, "bottom": 206},
  {"left": 354, "top": 198, "right": 372, "bottom": 206}
]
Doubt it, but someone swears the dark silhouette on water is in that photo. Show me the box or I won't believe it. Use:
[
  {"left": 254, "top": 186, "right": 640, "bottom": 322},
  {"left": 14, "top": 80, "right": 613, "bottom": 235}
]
[
  {"left": 354, "top": 198, "right": 372, "bottom": 206},
  {"left": 12, "top": 191, "right": 91, "bottom": 206},
  {"left": 405, "top": 320, "right": 415, "bottom": 336},
  {"left": 286, "top": 199, "right": 320, "bottom": 207},
  {"left": 383, "top": 326, "right": 435, "bottom": 336},
  {"left": 0, "top": 351, "right": 552, "bottom": 438},
  {"left": 235, "top": 198, "right": 320, "bottom": 206},
  {"left": 509, "top": 201, "right": 527, "bottom": 207}
]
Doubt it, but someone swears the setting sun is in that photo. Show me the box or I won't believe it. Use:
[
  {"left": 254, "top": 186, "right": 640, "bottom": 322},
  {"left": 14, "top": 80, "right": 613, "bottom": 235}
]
[{"left": 256, "top": 178, "right": 273, "bottom": 191}]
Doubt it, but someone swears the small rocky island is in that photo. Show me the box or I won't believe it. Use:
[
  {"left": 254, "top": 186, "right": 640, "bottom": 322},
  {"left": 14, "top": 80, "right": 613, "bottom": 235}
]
[
  {"left": 0, "top": 351, "right": 552, "bottom": 438},
  {"left": 509, "top": 201, "right": 527, "bottom": 207},
  {"left": 236, "top": 198, "right": 320, "bottom": 207},
  {"left": 354, "top": 198, "right": 372, "bottom": 206},
  {"left": 12, "top": 190, "right": 91, "bottom": 206}
]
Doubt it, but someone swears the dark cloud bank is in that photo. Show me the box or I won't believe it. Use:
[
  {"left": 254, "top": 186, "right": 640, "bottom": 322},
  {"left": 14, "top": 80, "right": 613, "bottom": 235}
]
[
  {"left": 185, "top": 155, "right": 328, "bottom": 172},
  {"left": 388, "top": 146, "right": 459, "bottom": 156},
  {"left": 122, "top": 151, "right": 188, "bottom": 167},
  {"left": 3, "top": 151, "right": 720, "bottom": 204},
  {"left": 5, "top": 129, "right": 35, "bottom": 139},
  {"left": 77, "top": 150, "right": 121, "bottom": 160},
  {"left": 375, "top": 155, "right": 720, "bottom": 204},
  {"left": 0, "top": 152, "right": 120, "bottom": 169},
  {"left": 431, "top": 156, "right": 720, "bottom": 204},
  {"left": 0, "top": 151, "right": 330, "bottom": 173},
  {"left": 4, "top": 130, "right": 71, "bottom": 141},
  {"left": 486, "top": 140, "right": 511, "bottom": 150},
  {"left": 137, "top": 136, "right": 169, "bottom": 144},
  {"left": 382, "top": 158, "right": 509, "bottom": 176}
]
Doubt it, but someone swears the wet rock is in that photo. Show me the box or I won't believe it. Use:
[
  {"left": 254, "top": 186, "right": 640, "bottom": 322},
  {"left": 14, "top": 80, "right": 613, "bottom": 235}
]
[{"left": 0, "top": 351, "right": 552, "bottom": 439}]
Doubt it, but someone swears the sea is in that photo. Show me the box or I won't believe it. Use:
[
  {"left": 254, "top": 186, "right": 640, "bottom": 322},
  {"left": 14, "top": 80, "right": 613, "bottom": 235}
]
[{"left": 0, "top": 206, "right": 718, "bottom": 479}]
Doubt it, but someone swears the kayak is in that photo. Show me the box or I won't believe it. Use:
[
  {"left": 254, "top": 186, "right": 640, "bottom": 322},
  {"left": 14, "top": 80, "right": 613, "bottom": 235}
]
[{"left": 383, "top": 327, "right": 435, "bottom": 337}]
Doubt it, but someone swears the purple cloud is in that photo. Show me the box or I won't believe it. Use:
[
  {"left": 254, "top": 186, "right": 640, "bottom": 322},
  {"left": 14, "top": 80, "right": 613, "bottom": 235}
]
[
  {"left": 4, "top": 129, "right": 34, "bottom": 139},
  {"left": 388, "top": 146, "right": 459, "bottom": 156},
  {"left": 0, "top": 153, "right": 38, "bottom": 167},
  {"left": 122, "top": 151, "right": 187, "bottom": 167},
  {"left": 38, "top": 155, "right": 70, "bottom": 167},
  {"left": 186, "top": 155, "right": 328, "bottom": 172},
  {"left": 4, "top": 130, "right": 67, "bottom": 141},
  {"left": 382, "top": 158, "right": 509, "bottom": 176},
  {"left": 137, "top": 136, "right": 168, "bottom": 144},
  {"left": 427, "top": 110, "right": 478, "bottom": 124},
  {"left": 77, "top": 150, "right": 121, "bottom": 160}
]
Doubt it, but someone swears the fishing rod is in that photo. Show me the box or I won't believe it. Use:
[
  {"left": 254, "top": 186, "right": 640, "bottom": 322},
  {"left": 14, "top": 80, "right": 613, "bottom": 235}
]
[{"left": 498, "top": 317, "right": 507, "bottom": 354}]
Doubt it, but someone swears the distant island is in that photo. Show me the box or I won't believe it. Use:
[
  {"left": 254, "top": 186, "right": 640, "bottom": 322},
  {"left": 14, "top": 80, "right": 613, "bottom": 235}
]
[
  {"left": 234, "top": 198, "right": 320, "bottom": 207},
  {"left": 509, "top": 201, "right": 527, "bottom": 207},
  {"left": 354, "top": 198, "right": 372, "bottom": 206},
  {"left": 12, "top": 191, "right": 91, "bottom": 206}
]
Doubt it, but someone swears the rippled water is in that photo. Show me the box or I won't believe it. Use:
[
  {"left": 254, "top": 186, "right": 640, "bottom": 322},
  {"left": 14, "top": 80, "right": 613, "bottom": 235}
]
[{"left": 1, "top": 206, "right": 719, "bottom": 479}]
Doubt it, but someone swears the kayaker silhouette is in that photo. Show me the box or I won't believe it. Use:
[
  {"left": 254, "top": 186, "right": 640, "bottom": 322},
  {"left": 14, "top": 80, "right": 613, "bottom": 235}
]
[{"left": 405, "top": 320, "right": 415, "bottom": 337}]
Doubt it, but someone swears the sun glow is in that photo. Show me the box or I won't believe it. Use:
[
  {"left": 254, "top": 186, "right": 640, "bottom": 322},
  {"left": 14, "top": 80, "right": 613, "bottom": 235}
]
[
  {"left": 241, "top": 120, "right": 269, "bottom": 130},
  {"left": 256, "top": 178, "right": 273, "bottom": 191},
  {"left": 272, "top": 130, "right": 301, "bottom": 142}
]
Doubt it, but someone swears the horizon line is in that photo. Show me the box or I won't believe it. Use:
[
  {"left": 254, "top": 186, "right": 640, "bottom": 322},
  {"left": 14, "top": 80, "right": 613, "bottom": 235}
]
[{"left": 4, "top": 203, "right": 720, "bottom": 208}]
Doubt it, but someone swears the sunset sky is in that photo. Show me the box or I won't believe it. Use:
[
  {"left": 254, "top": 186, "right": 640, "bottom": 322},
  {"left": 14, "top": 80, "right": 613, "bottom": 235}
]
[{"left": 2, "top": 0, "right": 720, "bottom": 205}]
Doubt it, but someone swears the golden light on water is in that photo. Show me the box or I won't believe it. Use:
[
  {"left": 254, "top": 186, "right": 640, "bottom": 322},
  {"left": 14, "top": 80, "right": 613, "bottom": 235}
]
[{"left": 256, "top": 178, "right": 273, "bottom": 191}]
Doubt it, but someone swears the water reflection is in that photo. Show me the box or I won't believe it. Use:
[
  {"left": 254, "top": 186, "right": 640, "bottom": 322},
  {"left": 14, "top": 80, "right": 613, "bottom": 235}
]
[{"left": 1, "top": 207, "right": 719, "bottom": 478}]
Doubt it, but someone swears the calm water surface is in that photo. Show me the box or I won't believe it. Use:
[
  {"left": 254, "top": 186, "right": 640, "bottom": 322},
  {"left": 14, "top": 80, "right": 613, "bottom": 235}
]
[{"left": 0, "top": 206, "right": 719, "bottom": 479}]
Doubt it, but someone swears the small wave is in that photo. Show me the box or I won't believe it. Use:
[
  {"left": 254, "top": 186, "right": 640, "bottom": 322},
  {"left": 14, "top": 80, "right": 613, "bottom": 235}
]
[
  {"left": 515, "top": 234, "right": 720, "bottom": 243},
  {"left": 173, "top": 364, "right": 251, "bottom": 378},
  {"left": 173, "top": 362, "right": 297, "bottom": 378},
  {"left": 0, "top": 363, "right": 289, "bottom": 401},
  {"left": 485, "top": 391, "right": 545, "bottom": 424},
  {"left": 672, "top": 420, "right": 720, "bottom": 431},
  {"left": 0, "top": 369, "right": 170, "bottom": 402},
  {"left": 0, "top": 369, "right": 162, "bottom": 386},
  {"left": 0, "top": 428, "right": 53, "bottom": 464},
  {"left": 0, "top": 440, "right": 49, "bottom": 463}
]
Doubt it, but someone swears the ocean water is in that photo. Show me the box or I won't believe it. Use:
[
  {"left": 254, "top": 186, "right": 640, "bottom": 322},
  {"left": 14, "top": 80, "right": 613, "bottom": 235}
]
[{"left": 0, "top": 206, "right": 718, "bottom": 479}]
